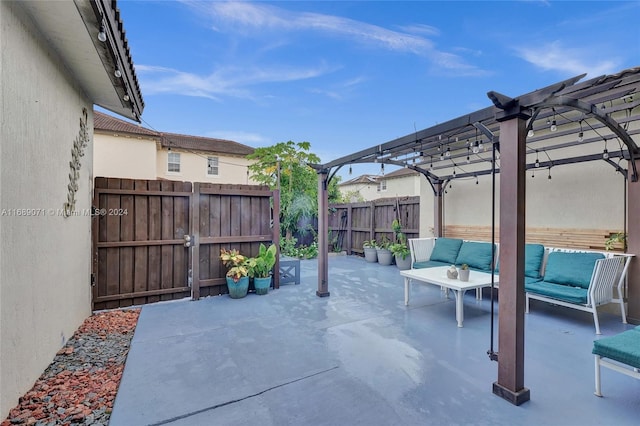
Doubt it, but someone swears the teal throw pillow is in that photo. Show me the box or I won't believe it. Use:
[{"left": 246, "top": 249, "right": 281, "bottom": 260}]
[
  {"left": 495, "top": 244, "right": 545, "bottom": 278},
  {"left": 429, "top": 238, "right": 463, "bottom": 264},
  {"left": 455, "top": 241, "right": 495, "bottom": 271},
  {"left": 543, "top": 251, "right": 605, "bottom": 289}
]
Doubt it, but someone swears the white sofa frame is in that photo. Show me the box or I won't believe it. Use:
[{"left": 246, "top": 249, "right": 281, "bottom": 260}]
[
  {"left": 594, "top": 353, "right": 640, "bottom": 397},
  {"left": 526, "top": 248, "right": 634, "bottom": 335}
]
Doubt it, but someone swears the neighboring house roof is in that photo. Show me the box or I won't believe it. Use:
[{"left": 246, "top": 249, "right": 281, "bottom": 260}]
[
  {"left": 340, "top": 174, "right": 379, "bottom": 186},
  {"left": 94, "top": 110, "right": 255, "bottom": 156},
  {"left": 383, "top": 168, "right": 419, "bottom": 179},
  {"left": 339, "top": 168, "right": 418, "bottom": 186},
  {"left": 161, "top": 133, "right": 254, "bottom": 156},
  {"left": 94, "top": 111, "right": 159, "bottom": 138}
]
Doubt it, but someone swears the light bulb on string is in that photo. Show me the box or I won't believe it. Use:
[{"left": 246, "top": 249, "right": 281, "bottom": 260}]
[{"left": 578, "top": 120, "right": 584, "bottom": 142}]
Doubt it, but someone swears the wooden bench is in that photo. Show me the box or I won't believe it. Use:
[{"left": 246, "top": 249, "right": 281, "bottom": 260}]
[{"left": 592, "top": 326, "right": 640, "bottom": 396}]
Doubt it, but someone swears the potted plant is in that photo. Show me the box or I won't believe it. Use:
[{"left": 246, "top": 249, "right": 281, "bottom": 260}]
[
  {"left": 605, "top": 232, "right": 627, "bottom": 251},
  {"left": 458, "top": 263, "right": 470, "bottom": 282},
  {"left": 376, "top": 236, "right": 394, "bottom": 266},
  {"left": 220, "top": 248, "right": 249, "bottom": 298},
  {"left": 363, "top": 239, "right": 378, "bottom": 263},
  {"left": 390, "top": 219, "right": 410, "bottom": 269},
  {"left": 246, "top": 243, "right": 277, "bottom": 295},
  {"left": 390, "top": 242, "right": 411, "bottom": 270}
]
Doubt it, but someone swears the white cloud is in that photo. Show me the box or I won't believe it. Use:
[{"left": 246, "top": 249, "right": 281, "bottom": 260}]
[
  {"left": 189, "top": 1, "right": 484, "bottom": 74},
  {"left": 514, "top": 41, "right": 620, "bottom": 77},
  {"left": 135, "top": 63, "right": 335, "bottom": 100}
]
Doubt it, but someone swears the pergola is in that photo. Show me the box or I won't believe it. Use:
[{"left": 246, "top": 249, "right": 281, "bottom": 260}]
[{"left": 311, "top": 67, "right": 640, "bottom": 405}]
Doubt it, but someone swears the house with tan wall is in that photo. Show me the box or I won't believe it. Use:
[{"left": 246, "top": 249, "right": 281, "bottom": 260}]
[
  {"left": 94, "top": 111, "right": 257, "bottom": 184},
  {"left": 339, "top": 168, "right": 421, "bottom": 201},
  {"left": 1, "top": 1, "right": 144, "bottom": 419}
]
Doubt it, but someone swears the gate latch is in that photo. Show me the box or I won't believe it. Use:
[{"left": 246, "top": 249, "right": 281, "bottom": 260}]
[{"left": 183, "top": 234, "right": 195, "bottom": 247}]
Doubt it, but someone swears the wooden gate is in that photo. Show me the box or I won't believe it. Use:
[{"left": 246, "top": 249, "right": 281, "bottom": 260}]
[
  {"left": 191, "top": 183, "right": 279, "bottom": 299},
  {"left": 92, "top": 178, "right": 278, "bottom": 309},
  {"left": 92, "top": 178, "right": 192, "bottom": 310}
]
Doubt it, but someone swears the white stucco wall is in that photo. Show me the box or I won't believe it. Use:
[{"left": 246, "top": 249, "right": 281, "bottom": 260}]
[
  {"left": 156, "top": 148, "right": 256, "bottom": 184},
  {"left": 94, "top": 133, "right": 157, "bottom": 179},
  {"left": 1, "top": 3, "right": 93, "bottom": 418},
  {"left": 442, "top": 160, "right": 626, "bottom": 231}
]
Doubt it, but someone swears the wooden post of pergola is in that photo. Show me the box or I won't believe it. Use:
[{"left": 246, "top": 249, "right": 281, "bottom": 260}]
[
  {"left": 433, "top": 181, "right": 443, "bottom": 237},
  {"left": 316, "top": 169, "right": 330, "bottom": 297},
  {"left": 627, "top": 158, "right": 640, "bottom": 323},
  {"left": 492, "top": 102, "right": 531, "bottom": 405}
]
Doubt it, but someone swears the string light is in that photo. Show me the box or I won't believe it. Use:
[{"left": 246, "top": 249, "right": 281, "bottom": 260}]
[
  {"left": 578, "top": 120, "right": 584, "bottom": 142},
  {"left": 97, "top": 22, "right": 107, "bottom": 42},
  {"left": 603, "top": 138, "right": 609, "bottom": 159},
  {"left": 550, "top": 108, "right": 557, "bottom": 132},
  {"left": 535, "top": 150, "right": 540, "bottom": 168}
]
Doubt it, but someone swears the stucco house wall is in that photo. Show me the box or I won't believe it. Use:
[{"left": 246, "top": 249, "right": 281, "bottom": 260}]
[
  {"left": 444, "top": 155, "right": 626, "bottom": 232},
  {"left": 94, "top": 133, "right": 157, "bottom": 179},
  {"left": 94, "top": 111, "right": 257, "bottom": 185},
  {"left": 156, "top": 148, "right": 255, "bottom": 184},
  {"left": 1, "top": 2, "right": 93, "bottom": 416}
]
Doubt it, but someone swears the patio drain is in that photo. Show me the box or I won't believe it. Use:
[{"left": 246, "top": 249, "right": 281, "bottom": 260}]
[{"left": 147, "top": 365, "right": 340, "bottom": 426}]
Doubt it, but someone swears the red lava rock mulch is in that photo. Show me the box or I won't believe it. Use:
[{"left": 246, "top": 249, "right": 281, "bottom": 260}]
[{"left": 2, "top": 309, "right": 140, "bottom": 426}]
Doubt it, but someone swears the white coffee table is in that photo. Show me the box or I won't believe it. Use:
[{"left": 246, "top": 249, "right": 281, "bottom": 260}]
[{"left": 400, "top": 266, "right": 499, "bottom": 327}]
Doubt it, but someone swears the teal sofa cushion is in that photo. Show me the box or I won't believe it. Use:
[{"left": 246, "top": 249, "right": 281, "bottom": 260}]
[
  {"left": 592, "top": 327, "right": 640, "bottom": 368},
  {"left": 429, "top": 238, "right": 463, "bottom": 264},
  {"left": 525, "top": 280, "right": 588, "bottom": 305},
  {"left": 524, "top": 276, "right": 543, "bottom": 285},
  {"left": 524, "top": 244, "right": 545, "bottom": 279},
  {"left": 543, "top": 251, "right": 605, "bottom": 289},
  {"left": 455, "top": 241, "right": 495, "bottom": 272},
  {"left": 495, "top": 244, "right": 545, "bottom": 278},
  {"left": 413, "top": 260, "right": 449, "bottom": 269}
]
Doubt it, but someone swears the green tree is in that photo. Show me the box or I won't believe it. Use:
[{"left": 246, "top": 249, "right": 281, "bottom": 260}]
[{"left": 247, "top": 141, "right": 340, "bottom": 243}]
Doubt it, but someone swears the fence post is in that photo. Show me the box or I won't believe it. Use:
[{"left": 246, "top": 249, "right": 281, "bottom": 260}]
[
  {"left": 346, "top": 205, "right": 353, "bottom": 254},
  {"left": 191, "top": 182, "right": 200, "bottom": 300},
  {"left": 273, "top": 189, "right": 281, "bottom": 289}
]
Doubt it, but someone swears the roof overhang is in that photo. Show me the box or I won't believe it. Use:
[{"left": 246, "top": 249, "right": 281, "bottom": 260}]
[
  {"left": 16, "top": 0, "right": 144, "bottom": 121},
  {"left": 317, "top": 68, "right": 640, "bottom": 184}
]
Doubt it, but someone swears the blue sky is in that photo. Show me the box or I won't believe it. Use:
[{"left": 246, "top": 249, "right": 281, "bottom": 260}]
[{"left": 114, "top": 0, "right": 640, "bottom": 178}]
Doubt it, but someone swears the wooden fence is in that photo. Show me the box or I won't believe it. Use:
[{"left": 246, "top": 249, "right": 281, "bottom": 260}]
[
  {"left": 92, "top": 178, "right": 276, "bottom": 309},
  {"left": 444, "top": 225, "right": 625, "bottom": 251},
  {"left": 328, "top": 196, "right": 420, "bottom": 254}
]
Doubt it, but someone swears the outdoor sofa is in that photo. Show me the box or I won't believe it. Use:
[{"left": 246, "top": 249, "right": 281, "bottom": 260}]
[{"left": 408, "top": 237, "right": 633, "bottom": 334}]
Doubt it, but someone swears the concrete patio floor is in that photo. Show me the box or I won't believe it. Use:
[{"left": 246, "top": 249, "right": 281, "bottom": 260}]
[{"left": 110, "top": 255, "right": 639, "bottom": 426}]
